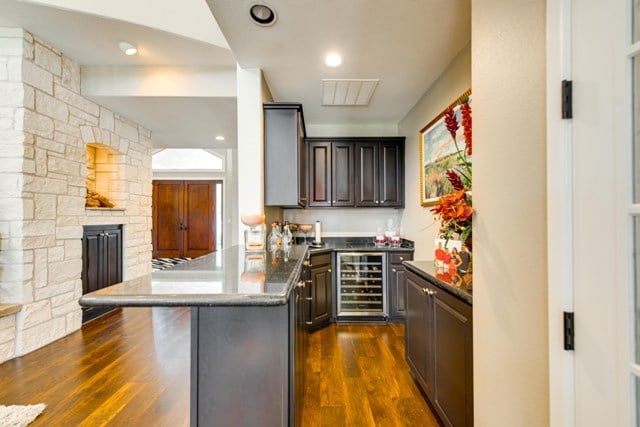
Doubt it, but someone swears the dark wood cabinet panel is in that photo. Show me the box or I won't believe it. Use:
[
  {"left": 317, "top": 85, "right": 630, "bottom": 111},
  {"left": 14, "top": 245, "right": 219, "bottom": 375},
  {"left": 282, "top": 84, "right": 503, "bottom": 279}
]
[
  {"left": 406, "top": 275, "right": 433, "bottom": 395},
  {"left": 355, "top": 139, "right": 404, "bottom": 207},
  {"left": 152, "top": 180, "right": 216, "bottom": 259},
  {"left": 307, "top": 141, "right": 354, "bottom": 207},
  {"left": 433, "top": 292, "right": 473, "bottom": 427},
  {"left": 379, "top": 141, "right": 404, "bottom": 207},
  {"left": 405, "top": 270, "right": 473, "bottom": 427},
  {"left": 308, "top": 142, "right": 332, "bottom": 207},
  {"left": 355, "top": 142, "right": 379, "bottom": 206},
  {"left": 82, "top": 224, "right": 122, "bottom": 322},
  {"left": 387, "top": 251, "right": 413, "bottom": 321},
  {"left": 331, "top": 143, "right": 355, "bottom": 206},
  {"left": 308, "top": 253, "right": 332, "bottom": 330},
  {"left": 264, "top": 103, "right": 307, "bottom": 207}
]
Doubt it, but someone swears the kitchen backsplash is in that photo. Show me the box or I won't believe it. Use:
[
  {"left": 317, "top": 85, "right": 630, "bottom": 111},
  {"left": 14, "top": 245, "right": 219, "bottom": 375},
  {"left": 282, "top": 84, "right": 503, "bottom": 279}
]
[{"left": 282, "top": 208, "right": 402, "bottom": 237}]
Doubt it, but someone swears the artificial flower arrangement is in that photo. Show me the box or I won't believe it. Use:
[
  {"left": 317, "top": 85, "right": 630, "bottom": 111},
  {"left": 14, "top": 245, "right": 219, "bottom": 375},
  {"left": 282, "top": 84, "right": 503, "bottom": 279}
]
[{"left": 430, "top": 97, "right": 473, "bottom": 246}]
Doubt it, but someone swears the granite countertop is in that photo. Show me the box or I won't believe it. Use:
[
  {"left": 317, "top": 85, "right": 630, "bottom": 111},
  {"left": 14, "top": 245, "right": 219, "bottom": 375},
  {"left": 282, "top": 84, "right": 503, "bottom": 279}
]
[
  {"left": 301, "top": 237, "right": 414, "bottom": 255},
  {"left": 403, "top": 260, "right": 472, "bottom": 305},
  {"left": 79, "top": 245, "right": 308, "bottom": 308}
]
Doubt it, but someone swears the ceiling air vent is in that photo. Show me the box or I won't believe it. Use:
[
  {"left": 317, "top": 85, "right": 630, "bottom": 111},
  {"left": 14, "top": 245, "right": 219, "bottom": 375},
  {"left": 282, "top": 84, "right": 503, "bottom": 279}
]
[{"left": 322, "top": 79, "right": 379, "bottom": 106}]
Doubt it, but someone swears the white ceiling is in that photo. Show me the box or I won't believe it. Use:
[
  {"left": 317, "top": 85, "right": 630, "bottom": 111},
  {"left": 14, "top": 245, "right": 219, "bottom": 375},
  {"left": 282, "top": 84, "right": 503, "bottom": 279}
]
[
  {"left": 0, "top": 0, "right": 471, "bottom": 148},
  {"left": 208, "top": 0, "right": 471, "bottom": 126}
]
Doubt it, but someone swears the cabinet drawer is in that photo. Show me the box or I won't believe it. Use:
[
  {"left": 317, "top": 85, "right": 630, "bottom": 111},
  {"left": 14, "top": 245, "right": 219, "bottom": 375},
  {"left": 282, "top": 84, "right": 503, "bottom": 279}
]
[
  {"left": 389, "top": 252, "right": 413, "bottom": 264},
  {"left": 310, "top": 252, "right": 331, "bottom": 267}
]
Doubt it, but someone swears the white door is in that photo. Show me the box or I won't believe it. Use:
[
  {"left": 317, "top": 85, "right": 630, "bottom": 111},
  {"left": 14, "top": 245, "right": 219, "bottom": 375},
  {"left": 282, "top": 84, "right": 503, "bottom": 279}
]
[{"left": 568, "top": 0, "right": 634, "bottom": 424}]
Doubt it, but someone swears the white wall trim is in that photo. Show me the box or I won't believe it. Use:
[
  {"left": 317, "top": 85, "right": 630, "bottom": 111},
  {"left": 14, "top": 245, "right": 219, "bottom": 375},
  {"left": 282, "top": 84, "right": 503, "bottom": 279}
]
[{"left": 546, "top": 0, "right": 575, "bottom": 425}]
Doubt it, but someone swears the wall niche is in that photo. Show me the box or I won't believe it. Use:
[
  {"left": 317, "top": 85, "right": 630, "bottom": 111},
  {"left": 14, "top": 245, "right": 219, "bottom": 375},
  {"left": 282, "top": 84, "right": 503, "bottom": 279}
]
[{"left": 85, "top": 143, "right": 123, "bottom": 209}]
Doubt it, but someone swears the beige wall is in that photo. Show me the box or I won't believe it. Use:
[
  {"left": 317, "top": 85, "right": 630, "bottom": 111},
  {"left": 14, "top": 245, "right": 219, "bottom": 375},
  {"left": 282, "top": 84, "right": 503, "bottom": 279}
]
[
  {"left": 398, "top": 43, "right": 471, "bottom": 259},
  {"left": 472, "top": 0, "right": 549, "bottom": 425}
]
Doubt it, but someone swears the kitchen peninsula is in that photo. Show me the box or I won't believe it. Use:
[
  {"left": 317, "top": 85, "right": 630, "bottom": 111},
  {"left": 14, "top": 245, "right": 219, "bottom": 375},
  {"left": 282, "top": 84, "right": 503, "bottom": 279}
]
[{"left": 79, "top": 245, "right": 308, "bottom": 427}]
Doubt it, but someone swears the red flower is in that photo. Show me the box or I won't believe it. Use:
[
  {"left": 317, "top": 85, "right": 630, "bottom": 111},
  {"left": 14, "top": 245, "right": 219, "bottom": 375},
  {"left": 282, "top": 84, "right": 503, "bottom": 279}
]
[
  {"left": 444, "top": 107, "right": 459, "bottom": 140},
  {"left": 461, "top": 101, "right": 472, "bottom": 155},
  {"left": 445, "top": 170, "right": 464, "bottom": 191}
]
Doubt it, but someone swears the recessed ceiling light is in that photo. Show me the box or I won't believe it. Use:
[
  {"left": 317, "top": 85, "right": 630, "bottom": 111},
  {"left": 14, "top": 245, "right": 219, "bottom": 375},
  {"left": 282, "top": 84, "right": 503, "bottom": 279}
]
[
  {"left": 325, "top": 53, "right": 343, "bottom": 67},
  {"left": 249, "top": 3, "right": 277, "bottom": 26},
  {"left": 118, "top": 41, "right": 137, "bottom": 56},
  {"left": 215, "top": 135, "right": 225, "bottom": 141}
]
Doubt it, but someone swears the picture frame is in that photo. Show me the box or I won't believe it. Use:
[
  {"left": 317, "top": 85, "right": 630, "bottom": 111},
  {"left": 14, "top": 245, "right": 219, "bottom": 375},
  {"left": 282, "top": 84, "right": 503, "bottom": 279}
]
[{"left": 419, "top": 89, "right": 472, "bottom": 206}]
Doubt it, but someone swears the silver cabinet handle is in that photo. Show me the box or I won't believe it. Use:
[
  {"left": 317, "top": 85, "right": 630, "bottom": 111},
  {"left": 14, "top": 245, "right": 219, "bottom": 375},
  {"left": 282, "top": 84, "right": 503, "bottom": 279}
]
[
  {"left": 297, "top": 281, "right": 305, "bottom": 288},
  {"left": 327, "top": 268, "right": 332, "bottom": 273},
  {"left": 333, "top": 200, "right": 336, "bottom": 203},
  {"left": 304, "top": 297, "right": 313, "bottom": 301},
  {"left": 399, "top": 256, "right": 404, "bottom": 261},
  {"left": 305, "top": 321, "right": 313, "bottom": 325},
  {"left": 392, "top": 268, "right": 397, "bottom": 272}
]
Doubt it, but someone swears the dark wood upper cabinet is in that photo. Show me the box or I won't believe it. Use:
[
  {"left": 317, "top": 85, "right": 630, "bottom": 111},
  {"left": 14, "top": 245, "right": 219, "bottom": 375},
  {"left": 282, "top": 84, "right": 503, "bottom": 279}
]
[
  {"left": 307, "top": 140, "right": 355, "bottom": 207},
  {"left": 307, "top": 137, "right": 404, "bottom": 209},
  {"left": 355, "top": 138, "right": 404, "bottom": 207},
  {"left": 264, "top": 103, "right": 307, "bottom": 207}
]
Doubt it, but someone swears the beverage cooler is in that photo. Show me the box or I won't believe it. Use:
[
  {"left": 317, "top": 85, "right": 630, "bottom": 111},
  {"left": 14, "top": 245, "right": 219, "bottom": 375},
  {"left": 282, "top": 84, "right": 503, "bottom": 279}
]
[{"left": 336, "top": 252, "right": 387, "bottom": 318}]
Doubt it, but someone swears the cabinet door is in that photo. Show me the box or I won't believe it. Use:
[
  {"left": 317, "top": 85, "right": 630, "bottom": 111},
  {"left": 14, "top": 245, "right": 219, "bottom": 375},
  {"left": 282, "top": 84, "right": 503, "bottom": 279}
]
[
  {"left": 379, "top": 141, "right": 404, "bottom": 207},
  {"left": 307, "top": 141, "right": 332, "bottom": 207},
  {"left": 432, "top": 287, "right": 473, "bottom": 427},
  {"left": 406, "top": 274, "right": 433, "bottom": 395},
  {"left": 82, "top": 231, "right": 101, "bottom": 294},
  {"left": 103, "top": 228, "right": 123, "bottom": 286},
  {"left": 389, "top": 264, "right": 408, "bottom": 319},
  {"left": 264, "top": 105, "right": 306, "bottom": 207},
  {"left": 297, "top": 113, "right": 307, "bottom": 207},
  {"left": 355, "top": 142, "right": 379, "bottom": 206},
  {"left": 331, "top": 142, "right": 355, "bottom": 206},
  {"left": 309, "top": 254, "right": 332, "bottom": 330}
]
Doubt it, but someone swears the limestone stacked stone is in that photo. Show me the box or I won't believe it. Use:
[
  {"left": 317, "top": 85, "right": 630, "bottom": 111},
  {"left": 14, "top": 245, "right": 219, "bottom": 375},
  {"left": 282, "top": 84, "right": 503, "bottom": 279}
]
[{"left": 0, "top": 29, "right": 152, "bottom": 363}]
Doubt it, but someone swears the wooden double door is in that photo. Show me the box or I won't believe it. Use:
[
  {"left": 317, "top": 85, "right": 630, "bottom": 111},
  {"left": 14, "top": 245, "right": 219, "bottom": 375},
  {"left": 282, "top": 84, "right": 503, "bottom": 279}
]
[{"left": 152, "top": 180, "right": 218, "bottom": 258}]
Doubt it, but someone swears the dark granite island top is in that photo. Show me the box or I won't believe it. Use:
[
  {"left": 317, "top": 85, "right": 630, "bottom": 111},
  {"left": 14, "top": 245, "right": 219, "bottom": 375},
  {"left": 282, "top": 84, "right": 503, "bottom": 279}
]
[{"left": 79, "top": 245, "right": 307, "bottom": 308}]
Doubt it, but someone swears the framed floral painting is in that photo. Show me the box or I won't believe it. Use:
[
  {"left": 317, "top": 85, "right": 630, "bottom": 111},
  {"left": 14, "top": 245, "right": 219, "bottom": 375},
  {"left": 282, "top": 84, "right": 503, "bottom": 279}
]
[{"left": 419, "top": 89, "right": 472, "bottom": 206}]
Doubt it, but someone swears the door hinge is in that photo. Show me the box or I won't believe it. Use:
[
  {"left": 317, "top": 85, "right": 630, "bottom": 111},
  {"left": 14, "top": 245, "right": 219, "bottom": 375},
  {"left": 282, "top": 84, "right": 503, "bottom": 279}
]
[
  {"left": 564, "top": 311, "right": 574, "bottom": 351},
  {"left": 561, "top": 80, "right": 572, "bottom": 119}
]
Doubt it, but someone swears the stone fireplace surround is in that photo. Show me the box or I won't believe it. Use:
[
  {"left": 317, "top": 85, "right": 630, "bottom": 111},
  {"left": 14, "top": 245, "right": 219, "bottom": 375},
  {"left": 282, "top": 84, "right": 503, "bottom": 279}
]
[{"left": 0, "top": 29, "right": 152, "bottom": 363}]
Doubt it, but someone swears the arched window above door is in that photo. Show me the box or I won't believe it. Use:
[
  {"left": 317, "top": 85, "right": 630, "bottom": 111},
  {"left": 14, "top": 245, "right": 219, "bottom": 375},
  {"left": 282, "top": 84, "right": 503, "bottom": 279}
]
[{"left": 152, "top": 149, "right": 224, "bottom": 171}]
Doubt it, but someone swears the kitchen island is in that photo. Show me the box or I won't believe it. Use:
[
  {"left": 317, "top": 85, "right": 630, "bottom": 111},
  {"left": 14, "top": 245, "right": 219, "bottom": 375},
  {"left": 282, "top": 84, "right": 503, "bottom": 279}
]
[{"left": 79, "top": 245, "right": 309, "bottom": 427}]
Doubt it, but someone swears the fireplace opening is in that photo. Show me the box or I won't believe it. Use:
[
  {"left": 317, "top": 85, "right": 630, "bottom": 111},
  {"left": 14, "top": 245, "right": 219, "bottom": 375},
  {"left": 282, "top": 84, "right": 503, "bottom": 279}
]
[{"left": 86, "top": 143, "right": 121, "bottom": 208}]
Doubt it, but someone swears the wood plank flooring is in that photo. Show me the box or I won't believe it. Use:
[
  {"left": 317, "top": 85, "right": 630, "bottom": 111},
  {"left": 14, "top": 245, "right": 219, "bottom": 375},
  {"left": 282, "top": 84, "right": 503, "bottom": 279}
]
[{"left": 0, "top": 308, "right": 439, "bottom": 426}]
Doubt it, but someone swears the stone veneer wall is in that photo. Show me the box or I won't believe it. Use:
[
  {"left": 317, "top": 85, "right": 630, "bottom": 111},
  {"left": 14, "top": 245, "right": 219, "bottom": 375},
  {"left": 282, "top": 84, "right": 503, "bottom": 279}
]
[{"left": 0, "top": 29, "right": 152, "bottom": 363}]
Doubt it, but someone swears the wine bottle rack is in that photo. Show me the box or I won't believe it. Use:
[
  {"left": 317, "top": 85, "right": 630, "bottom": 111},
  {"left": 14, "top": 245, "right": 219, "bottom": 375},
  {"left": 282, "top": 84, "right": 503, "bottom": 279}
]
[{"left": 336, "top": 252, "right": 387, "bottom": 317}]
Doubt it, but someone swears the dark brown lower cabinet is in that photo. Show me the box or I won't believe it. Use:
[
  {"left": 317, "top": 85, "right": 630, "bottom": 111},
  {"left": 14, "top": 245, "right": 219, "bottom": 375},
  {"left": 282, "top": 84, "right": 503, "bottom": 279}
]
[
  {"left": 82, "top": 224, "right": 122, "bottom": 322},
  {"left": 387, "top": 251, "right": 413, "bottom": 321},
  {"left": 307, "top": 252, "right": 332, "bottom": 330},
  {"left": 406, "top": 270, "right": 473, "bottom": 427}
]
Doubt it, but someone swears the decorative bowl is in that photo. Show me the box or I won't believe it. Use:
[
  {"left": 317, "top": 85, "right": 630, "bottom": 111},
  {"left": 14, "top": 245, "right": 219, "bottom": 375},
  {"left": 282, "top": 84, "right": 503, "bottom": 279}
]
[
  {"left": 298, "top": 224, "right": 313, "bottom": 233},
  {"left": 240, "top": 214, "right": 266, "bottom": 226}
]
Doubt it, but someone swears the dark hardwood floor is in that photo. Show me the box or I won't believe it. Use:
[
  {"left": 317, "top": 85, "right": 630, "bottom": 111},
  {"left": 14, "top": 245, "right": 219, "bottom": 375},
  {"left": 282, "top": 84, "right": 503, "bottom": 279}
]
[{"left": 0, "top": 308, "right": 438, "bottom": 426}]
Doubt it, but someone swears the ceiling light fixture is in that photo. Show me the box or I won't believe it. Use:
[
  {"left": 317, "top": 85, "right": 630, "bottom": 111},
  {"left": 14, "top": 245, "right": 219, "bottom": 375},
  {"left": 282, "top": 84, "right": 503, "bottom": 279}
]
[
  {"left": 215, "top": 135, "right": 225, "bottom": 141},
  {"left": 249, "top": 3, "right": 277, "bottom": 26},
  {"left": 118, "top": 41, "right": 138, "bottom": 56},
  {"left": 324, "top": 53, "right": 343, "bottom": 67}
]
